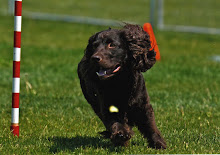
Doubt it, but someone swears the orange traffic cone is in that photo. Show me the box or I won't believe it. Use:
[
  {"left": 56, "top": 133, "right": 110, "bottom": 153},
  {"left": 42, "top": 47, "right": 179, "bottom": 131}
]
[{"left": 143, "top": 23, "right": 161, "bottom": 60}]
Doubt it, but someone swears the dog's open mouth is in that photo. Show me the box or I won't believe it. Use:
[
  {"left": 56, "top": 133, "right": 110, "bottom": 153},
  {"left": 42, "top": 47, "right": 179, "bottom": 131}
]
[{"left": 96, "top": 65, "right": 121, "bottom": 78}]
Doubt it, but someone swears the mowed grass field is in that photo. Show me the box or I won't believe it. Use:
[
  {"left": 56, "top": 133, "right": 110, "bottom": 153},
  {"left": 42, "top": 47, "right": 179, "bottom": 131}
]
[{"left": 0, "top": 1, "right": 220, "bottom": 154}]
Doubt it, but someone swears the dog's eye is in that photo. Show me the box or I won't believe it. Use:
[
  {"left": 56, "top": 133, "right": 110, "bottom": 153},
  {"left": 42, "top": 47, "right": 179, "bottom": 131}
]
[{"left": 108, "top": 43, "right": 116, "bottom": 49}]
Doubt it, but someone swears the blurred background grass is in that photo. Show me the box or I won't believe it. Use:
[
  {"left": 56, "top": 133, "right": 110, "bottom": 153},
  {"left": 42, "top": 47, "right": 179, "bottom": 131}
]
[
  {"left": 0, "top": 0, "right": 219, "bottom": 154},
  {"left": 1, "top": 0, "right": 220, "bottom": 27}
]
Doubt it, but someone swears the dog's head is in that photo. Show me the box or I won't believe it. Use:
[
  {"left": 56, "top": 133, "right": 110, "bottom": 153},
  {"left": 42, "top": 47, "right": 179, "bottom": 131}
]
[{"left": 85, "top": 24, "right": 156, "bottom": 80}]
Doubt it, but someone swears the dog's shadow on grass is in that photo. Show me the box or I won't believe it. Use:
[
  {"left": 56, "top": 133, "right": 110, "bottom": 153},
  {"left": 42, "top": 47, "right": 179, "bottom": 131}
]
[{"left": 48, "top": 135, "right": 124, "bottom": 153}]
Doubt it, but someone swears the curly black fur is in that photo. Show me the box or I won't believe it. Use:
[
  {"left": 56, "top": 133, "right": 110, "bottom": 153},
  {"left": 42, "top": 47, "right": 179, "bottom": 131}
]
[{"left": 77, "top": 24, "right": 166, "bottom": 149}]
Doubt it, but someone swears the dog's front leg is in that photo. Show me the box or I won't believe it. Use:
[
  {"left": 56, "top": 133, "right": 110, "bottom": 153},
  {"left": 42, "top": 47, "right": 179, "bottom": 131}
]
[
  {"left": 134, "top": 104, "right": 167, "bottom": 149},
  {"left": 109, "top": 122, "right": 134, "bottom": 146},
  {"left": 101, "top": 111, "right": 134, "bottom": 146}
]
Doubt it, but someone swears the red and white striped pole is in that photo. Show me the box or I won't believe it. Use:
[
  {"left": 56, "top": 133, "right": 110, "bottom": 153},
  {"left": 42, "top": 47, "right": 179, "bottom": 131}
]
[{"left": 11, "top": 0, "right": 22, "bottom": 137}]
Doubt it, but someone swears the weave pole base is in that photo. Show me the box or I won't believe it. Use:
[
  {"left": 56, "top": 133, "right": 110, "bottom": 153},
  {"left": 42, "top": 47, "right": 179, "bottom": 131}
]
[{"left": 10, "top": 124, "right": 19, "bottom": 137}]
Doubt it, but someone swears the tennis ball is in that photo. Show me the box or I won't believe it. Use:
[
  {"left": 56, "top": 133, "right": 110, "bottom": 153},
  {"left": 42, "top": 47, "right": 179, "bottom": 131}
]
[{"left": 109, "top": 105, "right": 119, "bottom": 113}]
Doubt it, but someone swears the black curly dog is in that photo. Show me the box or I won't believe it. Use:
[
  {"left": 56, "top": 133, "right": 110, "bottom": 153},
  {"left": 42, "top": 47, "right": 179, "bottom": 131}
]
[{"left": 77, "top": 24, "right": 166, "bottom": 149}]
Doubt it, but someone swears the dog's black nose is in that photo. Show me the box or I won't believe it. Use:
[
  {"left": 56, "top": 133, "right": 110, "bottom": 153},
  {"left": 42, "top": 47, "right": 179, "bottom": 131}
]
[{"left": 91, "top": 55, "right": 102, "bottom": 62}]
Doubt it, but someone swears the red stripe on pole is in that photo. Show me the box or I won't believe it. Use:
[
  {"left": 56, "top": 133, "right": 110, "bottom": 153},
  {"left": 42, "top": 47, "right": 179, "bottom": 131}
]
[
  {"left": 14, "top": 31, "right": 21, "bottom": 48},
  {"left": 10, "top": 125, "right": 19, "bottom": 137},
  {"left": 13, "top": 61, "right": 20, "bottom": 77},
  {"left": 15, "top": 1, "right": 22, "bottom": 16},
  {"left": 12, "top": 0, "right": 22, "bottom": 138},
  {"left": 12, "top": 93, "right": 20, "bottom": 108}
]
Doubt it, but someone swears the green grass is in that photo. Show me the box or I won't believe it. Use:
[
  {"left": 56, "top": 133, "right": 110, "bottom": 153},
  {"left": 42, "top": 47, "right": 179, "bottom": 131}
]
[
  {"left": 1, "top": 0, "right": 220, "bottom": 27},
  {"left": 0, "top": 6, "right": 220, "bottom": 154},
  {"left": 0, "top": 0, "right": 151, "bottom": 23},
  {"left": 164, "top": 0, "right": 220, "bottom": 27}
]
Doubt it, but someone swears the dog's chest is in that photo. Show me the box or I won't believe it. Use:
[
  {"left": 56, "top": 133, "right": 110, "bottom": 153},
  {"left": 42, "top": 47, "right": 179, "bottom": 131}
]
[{"left": 99, "top": 80, "right": 131, "bottom": 109}]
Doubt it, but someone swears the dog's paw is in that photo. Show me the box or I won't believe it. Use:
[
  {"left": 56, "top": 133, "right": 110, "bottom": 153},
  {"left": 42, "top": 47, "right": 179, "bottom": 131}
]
[
  {"left": 111, "top": 132, "right": 131, "bottom": 147},
  {"left": 149, "top": 133, "right": 167, "bottom": 149}
]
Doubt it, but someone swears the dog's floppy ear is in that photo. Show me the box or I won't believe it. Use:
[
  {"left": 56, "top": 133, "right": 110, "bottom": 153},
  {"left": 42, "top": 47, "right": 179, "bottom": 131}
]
[
  {"left": 122, "top": 24, "right": 156, "bottom": 72},
  {"left": 85, "top": 33, "right": 97, "bottom": 59}
]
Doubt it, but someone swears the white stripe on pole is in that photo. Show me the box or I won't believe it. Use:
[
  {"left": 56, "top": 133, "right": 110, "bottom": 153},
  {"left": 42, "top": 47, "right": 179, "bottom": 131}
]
[
  {"left": 12, "top": 78, "right": 20, "bottom": 93},
  {"left": 11, "top": 108, "right": 19, "bottom": 123},
  {"left": 14, "top": 16, "right": 22, "bottom": 31},
  {"left": 13, "top": 48, "right": 21, "bottom": 61},
  {"left": 15, "top": 0, "right": 22, "bottom": 1}
]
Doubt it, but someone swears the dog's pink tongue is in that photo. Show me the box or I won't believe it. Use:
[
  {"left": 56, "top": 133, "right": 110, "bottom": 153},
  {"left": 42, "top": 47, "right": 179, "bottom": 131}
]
[{"left": 113, "top": 66, "right": 121, "bottom": 73}]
